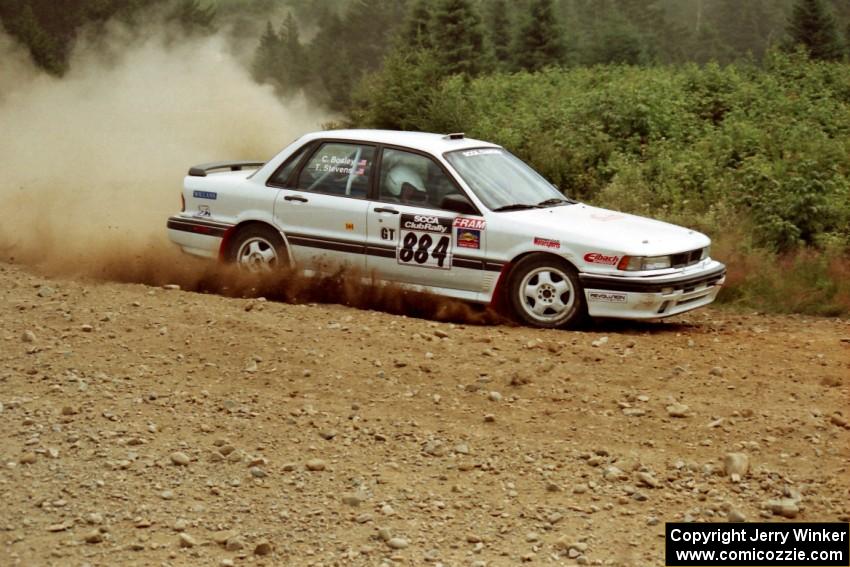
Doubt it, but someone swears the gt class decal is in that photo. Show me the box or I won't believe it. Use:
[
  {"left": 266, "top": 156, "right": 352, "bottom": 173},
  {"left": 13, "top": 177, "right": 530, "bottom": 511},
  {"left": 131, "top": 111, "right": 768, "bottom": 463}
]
[
  {"left": 398, "top": 214, "right": 453, "bottom": 269},
  {"left": 584, "top": 252, "right": 619, "bottom": 266}
]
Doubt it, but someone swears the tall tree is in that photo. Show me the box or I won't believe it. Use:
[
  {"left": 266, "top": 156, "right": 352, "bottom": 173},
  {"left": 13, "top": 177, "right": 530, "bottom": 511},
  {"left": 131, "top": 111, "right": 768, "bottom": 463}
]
[
  {"left": 847, "top": 21, "right": 850, "bottom": 57},
  {"left": 251, "top": 21, "right": 280, "bottom": 86},
  {"left": 787, "top": 0, "right": 844, "bottom": 60},
  {"left": 403, "top": 0, "right": 433, "bottom": 49},
  {"left": 487, "top": 0, "right": 512, "bottom": 69},
  {"left": 514, "top": 0, "right": 566, "bottom": 71},
  {"left": 277, "top": 13, "right": 307, "bottom": 92},
  {"left": 431, "top": 0, "right": 490, "bottom": 76},
  {"left": 167, "top": 0, "right": 217, "bottom": 32}
]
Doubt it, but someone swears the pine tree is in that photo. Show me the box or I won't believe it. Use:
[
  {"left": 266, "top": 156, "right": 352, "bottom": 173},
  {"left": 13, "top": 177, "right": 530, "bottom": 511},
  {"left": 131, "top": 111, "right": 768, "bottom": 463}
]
[
  {"left": 277, "top": 13, "right": 307, "bottom": 91},
  {"left": 403, "top": 0, "right": 433, "bottom": 49},
  {"left": 487, "top": 0, "right": 512, "bottom": 69},
  {"left": 431, "top": 0, "right": 490, "bottom": 76},
  {"left": 514, "top": 0, "right": 566, "bottom": 71},
  {"left": 308, "top": 9, "right": 357, "bottom": 110},
  {"left": 787, "top": 0, "right": 844, "bottom": 61},
  {"left": 168, "top": 0, "right": 216, "bottom": 32},
  {"left": 251, "top": 21, "right": 280, "bottom": 85},
  {"left": 844, "top": 22, "right": 850, "bottom": 58}
]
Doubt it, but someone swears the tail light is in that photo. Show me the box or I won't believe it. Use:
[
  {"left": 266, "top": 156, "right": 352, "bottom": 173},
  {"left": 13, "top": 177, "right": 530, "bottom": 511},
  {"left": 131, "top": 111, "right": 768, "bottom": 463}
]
[{"left": 181, "top": 192, "right": 185, "bottom": 212}]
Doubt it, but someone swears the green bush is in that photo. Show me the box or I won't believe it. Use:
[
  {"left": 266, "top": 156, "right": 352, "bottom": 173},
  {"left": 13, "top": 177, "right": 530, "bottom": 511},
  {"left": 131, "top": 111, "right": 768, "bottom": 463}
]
[{"left": 350, "top": 51, "right": 850, "bottom": 315}]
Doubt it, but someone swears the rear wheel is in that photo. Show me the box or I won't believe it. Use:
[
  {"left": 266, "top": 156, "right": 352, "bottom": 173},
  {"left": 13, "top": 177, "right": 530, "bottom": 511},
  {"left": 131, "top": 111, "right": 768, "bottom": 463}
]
[
  {"left": 508, "top": 255, "right": 586, "bottom": 328},
  {"left": 227, "top": 225, "right": 287, "bottom": 273}
]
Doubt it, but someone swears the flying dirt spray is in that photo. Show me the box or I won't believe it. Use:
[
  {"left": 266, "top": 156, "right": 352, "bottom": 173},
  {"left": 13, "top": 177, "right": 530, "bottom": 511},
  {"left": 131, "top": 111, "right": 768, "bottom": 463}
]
[{"left": 0, "top": 26, "right": 501, "bottom": 324}]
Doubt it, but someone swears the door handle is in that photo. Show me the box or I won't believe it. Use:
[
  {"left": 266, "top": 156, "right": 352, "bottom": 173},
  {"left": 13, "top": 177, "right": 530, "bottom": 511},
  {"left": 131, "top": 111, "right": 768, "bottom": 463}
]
[
  {"left": 284, "top": 195, "right": 308, "bottom": 203},
  {"left": 374, "top": 207, "right": 399, "bottom": 214}
]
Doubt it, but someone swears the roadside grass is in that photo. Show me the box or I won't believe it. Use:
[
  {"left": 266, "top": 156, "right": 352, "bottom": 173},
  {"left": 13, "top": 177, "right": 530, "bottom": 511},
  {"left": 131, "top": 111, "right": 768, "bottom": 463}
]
[{"left": 713, "top": 235, "right": 850, "bottom": 317}]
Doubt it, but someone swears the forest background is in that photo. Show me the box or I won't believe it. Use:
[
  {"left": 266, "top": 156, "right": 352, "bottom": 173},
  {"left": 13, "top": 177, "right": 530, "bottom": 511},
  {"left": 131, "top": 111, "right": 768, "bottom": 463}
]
[{"left": 3, "top": 0, "right": 850, "bottom": 315}]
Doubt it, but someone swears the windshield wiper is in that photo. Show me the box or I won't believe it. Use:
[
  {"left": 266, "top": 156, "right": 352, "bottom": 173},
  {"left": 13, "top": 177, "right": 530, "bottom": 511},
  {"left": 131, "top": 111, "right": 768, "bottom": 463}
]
[
  {"left": 537, "top": 198, "right": 570, "bottom": 207},
  {"left": 492, "top": 203, "right": 539, "bottom": 212}
]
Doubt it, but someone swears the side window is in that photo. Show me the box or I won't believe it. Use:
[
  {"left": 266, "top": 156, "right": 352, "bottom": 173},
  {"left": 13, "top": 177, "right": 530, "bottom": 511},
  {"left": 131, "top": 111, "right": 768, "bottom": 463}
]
[
  {"left": 379, "top": 148, "right": 468, "bottom": 210},
  {"left": 267, "top": 142, "right": 312, "bottom": 187},
  {"left": 296, "top": 142, "right": 375, "bottom": 198}
]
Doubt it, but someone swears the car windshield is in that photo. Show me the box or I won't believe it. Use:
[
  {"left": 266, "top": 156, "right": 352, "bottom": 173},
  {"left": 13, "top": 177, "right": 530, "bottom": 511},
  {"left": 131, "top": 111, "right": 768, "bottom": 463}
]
[{"left": 444, "top": 148, "right": 569, "bottom": 211}]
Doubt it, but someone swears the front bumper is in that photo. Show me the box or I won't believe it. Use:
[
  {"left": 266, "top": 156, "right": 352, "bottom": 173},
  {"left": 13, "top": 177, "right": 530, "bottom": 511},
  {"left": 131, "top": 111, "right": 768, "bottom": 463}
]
[{"left": 580, "top": 261, "right": 726, "bottom": 319}]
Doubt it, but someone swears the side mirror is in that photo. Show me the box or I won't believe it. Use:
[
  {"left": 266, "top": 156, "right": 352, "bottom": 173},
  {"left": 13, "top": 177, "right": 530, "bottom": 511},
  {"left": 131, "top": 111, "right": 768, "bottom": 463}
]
[{"left": 441, "top": 194, "right": 477, "bottom": 215}]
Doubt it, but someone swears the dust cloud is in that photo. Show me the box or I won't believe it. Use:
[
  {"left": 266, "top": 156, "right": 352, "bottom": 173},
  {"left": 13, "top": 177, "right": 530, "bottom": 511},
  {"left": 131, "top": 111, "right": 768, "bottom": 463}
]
[
  {"left": 0, "top": 25, "right": 501, "bottom": 325},
  {"left": 0, "top": 24, "right": 324, "bottom": 270}
]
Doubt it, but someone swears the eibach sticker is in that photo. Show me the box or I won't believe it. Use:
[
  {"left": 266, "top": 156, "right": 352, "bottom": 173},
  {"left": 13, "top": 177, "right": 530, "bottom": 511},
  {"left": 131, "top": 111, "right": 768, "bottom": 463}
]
[
  {"left": 584, "top": 253, "right": 619, "bottom": 266},
  {"left": 454, "top": 217, "right": 486, "bottom": 230},
  {"left": 533, "top": 237, "right": 560, "bottom": 249}
]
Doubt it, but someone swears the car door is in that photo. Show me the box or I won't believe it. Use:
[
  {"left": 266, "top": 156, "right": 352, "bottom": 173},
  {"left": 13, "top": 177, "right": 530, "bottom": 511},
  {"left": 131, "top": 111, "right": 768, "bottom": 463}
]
[
  {"left": 272, "top": 141, "right": 375, "bottom": 273},
  {"left": 365, "top": 147, "right": 486, "bottom": 293}
]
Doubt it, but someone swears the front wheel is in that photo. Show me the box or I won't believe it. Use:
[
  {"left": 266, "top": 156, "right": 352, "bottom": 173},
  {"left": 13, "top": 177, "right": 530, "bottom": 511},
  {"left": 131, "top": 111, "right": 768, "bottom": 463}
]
[
  {"left": 227, "top": 225, "right": 287, "bottom": 273},
  {"left": 507, "top": 255, "right": 586, "bottom": 328}
]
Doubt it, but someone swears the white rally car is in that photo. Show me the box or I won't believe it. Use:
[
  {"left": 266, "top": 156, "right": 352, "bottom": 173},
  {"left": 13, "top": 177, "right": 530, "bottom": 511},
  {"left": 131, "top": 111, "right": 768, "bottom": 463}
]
[{"left": 167, "top": 130, "right": 725, "bottom": 328}]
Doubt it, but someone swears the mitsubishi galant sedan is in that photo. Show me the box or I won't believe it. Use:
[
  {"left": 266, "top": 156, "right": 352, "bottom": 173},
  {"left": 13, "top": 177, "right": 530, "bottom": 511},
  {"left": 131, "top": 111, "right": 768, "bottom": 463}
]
[{"left": 167, "top": 130, "right": 725, "bottom": 328}]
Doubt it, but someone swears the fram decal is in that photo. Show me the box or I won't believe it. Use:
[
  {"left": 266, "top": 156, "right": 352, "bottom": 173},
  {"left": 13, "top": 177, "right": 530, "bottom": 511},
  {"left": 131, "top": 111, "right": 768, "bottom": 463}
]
[
  {"left": 533, "top": 237, "right": 560, "bottom": 249},
  {"left": 454, "top": 217, "right": 485, "bottom": 230},
  {"left": 588, "top": 291, "right": 628, "bottom": 303},
  {"left": 456, "top": 229, "right": 480, "bottom": 249},
  {"left": 193, "top": 190, "right": 217, "bottom": 200},
  {"left": 584, "top": 252, "right": 619, "bottom": 266}
]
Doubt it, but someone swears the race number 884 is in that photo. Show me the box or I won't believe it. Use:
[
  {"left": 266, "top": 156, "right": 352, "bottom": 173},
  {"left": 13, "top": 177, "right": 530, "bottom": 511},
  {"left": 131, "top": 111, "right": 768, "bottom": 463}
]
[{"left": 397, "top": 231, "right": 451, "bottom": 269}]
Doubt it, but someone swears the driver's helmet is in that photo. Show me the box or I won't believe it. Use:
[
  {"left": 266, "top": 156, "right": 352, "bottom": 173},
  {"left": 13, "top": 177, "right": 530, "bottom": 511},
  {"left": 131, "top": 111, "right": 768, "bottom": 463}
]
[{"left": 385, "top": 164, "right": 424, "bottom": 197}]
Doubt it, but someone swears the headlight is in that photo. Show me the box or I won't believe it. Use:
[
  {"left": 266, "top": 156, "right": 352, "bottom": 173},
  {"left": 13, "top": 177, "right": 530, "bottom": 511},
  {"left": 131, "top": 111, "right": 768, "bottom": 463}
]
[
  {"left": 617, "top": 255, "right": 672, "bottom": 271},
  {"left": 700, "top": 246, "right": 710, "bottom": 260},
  {"left": 643, "top": 255, "right": 671, "bottom": 270}
]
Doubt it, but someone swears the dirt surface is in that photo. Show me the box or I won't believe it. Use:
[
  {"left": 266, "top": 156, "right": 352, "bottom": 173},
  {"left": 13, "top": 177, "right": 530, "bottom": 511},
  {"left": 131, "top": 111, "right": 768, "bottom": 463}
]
[{"left": 1, "top": 260, "right": 848, "bottom": 566}]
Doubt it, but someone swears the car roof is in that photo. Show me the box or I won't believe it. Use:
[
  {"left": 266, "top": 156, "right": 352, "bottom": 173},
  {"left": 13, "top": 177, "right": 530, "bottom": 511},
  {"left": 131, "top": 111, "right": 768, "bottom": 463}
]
[{"left": 300, "top": 129, "right": 500, "bottom": 155}]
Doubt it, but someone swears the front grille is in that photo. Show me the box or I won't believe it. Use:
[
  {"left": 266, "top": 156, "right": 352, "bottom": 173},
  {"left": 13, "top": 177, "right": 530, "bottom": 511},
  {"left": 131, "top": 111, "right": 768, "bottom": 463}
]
[{"left": 670, "top": 248, "right": 704, "bottom": 269}]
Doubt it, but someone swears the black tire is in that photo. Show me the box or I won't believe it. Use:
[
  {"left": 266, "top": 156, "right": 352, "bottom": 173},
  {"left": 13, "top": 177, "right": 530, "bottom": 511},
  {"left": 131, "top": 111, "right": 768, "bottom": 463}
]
[
  {"left": 226, "top": 224, "right": 288, "bottom": 273},
  {"left": 507, "top": 254, "right": 587, "bottom": 329}
]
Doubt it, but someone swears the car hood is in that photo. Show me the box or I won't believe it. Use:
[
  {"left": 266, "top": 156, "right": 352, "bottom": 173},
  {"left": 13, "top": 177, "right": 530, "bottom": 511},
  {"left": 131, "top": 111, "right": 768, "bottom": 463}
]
[{"left": 503, "top": 203, "right": 710, "bottom": 255}]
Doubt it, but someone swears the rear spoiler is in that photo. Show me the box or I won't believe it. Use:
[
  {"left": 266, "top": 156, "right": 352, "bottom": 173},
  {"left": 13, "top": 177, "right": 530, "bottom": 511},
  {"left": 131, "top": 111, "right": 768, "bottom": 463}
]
[{"left": 188, "top": 161, "right": 265, "bottom": 177}]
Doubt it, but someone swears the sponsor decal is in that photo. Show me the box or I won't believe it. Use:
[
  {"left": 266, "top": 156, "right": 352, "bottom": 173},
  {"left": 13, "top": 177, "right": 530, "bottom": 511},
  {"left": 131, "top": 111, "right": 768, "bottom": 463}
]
[
  {"left": 345, "top": 222, "right": 354, "bottom": 231},
  {"left": 584, "top": 252, "right": 620, "bottom": 266},
  {"left": 194, "top": 205, "right": 211, "bottom": 218},
  {"left": 461, "top": 148, "right": 503, "bottom": 157},
  {"left": 401, "top": 214, "right": 451, "bottom": 234},
  {"left": 533, "top": 237, "right": 560, "bottom": 249},
  {"left": 193, "top": 190, "right": 217, "bottom": 200},
  {"left": 588, "top": 291, "right": 628, "bottom": 304},
  {"left": 398, "top": 214, "right": 453, "bottom": 270},
  {"left": 590, "top": 212, "right": 625, "bottom": 222},
  {"left": 456, "top": 228, "right": 480, "bottom": 249},
  {"left": 453, "top": 217, "right": 486, "bottom": 230}
]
